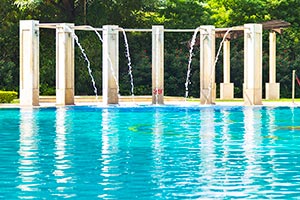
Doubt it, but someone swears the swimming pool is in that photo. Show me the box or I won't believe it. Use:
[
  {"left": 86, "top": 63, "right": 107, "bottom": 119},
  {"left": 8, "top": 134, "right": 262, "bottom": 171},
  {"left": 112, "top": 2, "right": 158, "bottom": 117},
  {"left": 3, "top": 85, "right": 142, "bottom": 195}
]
[{"left": 0, "top": 105, "right": 299, "bottom": 199}]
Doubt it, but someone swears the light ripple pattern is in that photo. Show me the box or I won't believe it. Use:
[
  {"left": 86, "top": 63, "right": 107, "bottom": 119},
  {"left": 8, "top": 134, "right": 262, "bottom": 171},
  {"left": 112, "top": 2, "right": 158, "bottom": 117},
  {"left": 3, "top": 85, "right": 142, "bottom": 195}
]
[{"left": 0, "top": 106, "right": 299, "bottom": 199}]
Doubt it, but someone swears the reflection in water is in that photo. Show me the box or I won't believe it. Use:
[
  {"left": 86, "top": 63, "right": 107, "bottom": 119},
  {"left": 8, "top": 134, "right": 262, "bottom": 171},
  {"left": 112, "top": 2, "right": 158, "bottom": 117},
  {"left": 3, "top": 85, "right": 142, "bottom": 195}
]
[
  {"left": 18, "top": 108, "right": 40, "bottom": 197},
  {"left": 220, "top": 109, "right": 231, "bottom": 196},
  {"left": 151, "top": 109, "right": 164, "bottom": 192},
  {"left": 199, "top": 109, "right": 216, "bottom": 196},
  {"left": 221, "top": 110, "right": 230, "bottom": 160},
  {"left": 99, "top": 108, "right": 120, "bottom": 199},
  {"left": 4, "top": 106, "right": 299, "bottom": 199},
  {"left": 53, "top": 107, "right": 74, "bottom": 198},
  {"left": 266, "top": 108, "right": 276, "bottom": 142},
  {"left": 100, "top": 109, "right": 113, "bottom": 174},
  {"left": 291, "top": 106, "right": 295, "bottom": 124},
  {"left": 265, "top": 107, "right": 277, "bottom": 195},
  {"left": 101, "top": 109, "right": 110, "bottom": 157},
  {"left": 243, "top": 108, "right": 262, "bottom": 196}
]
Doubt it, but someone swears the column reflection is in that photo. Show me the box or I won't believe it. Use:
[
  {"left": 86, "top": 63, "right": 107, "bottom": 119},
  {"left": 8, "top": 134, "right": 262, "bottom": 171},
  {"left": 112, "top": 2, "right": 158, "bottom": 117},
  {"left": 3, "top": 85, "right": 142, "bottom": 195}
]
[
  {"left": 101, "top": 109, "right": 110, "bottom": 159},
  {"left": 220, "top": 109, "right": 231, "bottom": 192},
  {"left": 53, "top": 107, "right": 74, "bottom": 198},
  {"left": 151, "top": 108, "right": 164, "bottom": 190},
  {"left": 18, "top": 108, "right": 40, "bottom": 197},
  {"left": 98, "top": 108, "right": 120, "bottom": 199},
  {"left": 265, "top": 107, "right": 277, "bottom": 193},
  {"left": 199, "top": 108, "right": 216, "bottom": 195},
  {"left": 243, "top": 107, "right": 262, "bottom": 194},
  {"left": 221, "top": 110, "right": 230, "bottom": 162}
]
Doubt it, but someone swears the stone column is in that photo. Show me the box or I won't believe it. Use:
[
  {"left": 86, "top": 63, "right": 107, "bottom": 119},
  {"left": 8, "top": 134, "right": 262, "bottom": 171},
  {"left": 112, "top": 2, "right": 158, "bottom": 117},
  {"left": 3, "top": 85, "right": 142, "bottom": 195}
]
[
  {"left": 244, "top": 24, "right": 263, "bottom": 105},
  {"left": 220, "top": 39, "right": 234, "bottom": 99},
  {"left": 266, "top": 31, "right": 280, "bottom": 100},
  {"left": 102, "top": 25, "right": 119, "bottom": 104},
  {"left": 56, "top": 23, "right": 75, "bottom": 105},
  {"left": 19, "top": 20, "right": 40, "bottom": 106},
  {"left": 152, "top": 26, "right": 164, "bottom": 104},
  {"left": 200, "top": 25, "right": 216, "bottom": 104}
]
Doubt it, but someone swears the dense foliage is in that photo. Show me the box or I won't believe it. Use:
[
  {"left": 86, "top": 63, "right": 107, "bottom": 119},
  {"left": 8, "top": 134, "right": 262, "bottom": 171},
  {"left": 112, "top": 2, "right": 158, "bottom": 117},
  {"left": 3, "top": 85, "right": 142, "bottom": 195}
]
[
  {"left": 0, "top": 91, "right": 18, "bottom": 103},
  {"left": 1, "top": 0, "right": 300, "bottom": 98}
]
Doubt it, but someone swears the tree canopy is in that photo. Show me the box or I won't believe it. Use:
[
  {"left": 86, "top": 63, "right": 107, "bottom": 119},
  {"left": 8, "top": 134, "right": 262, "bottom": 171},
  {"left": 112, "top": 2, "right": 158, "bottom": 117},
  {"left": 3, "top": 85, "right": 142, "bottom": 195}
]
[{"left": 1, "top": 0, "right": 300, "bottom": 98}]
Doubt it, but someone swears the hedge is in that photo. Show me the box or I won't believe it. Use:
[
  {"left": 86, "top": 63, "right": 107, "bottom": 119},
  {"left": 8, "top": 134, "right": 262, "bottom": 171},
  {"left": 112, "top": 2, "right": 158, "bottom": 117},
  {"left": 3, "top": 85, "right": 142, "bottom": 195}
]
[{"left": 0, "top": 91, "right": 18, "bottom": 103}]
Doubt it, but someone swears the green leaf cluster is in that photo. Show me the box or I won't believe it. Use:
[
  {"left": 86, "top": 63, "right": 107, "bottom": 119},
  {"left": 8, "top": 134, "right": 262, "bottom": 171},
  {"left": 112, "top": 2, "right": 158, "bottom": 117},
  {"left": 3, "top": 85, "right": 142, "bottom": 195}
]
[{"left": 0, "top": 91, "right": 18, "bottom": 103}]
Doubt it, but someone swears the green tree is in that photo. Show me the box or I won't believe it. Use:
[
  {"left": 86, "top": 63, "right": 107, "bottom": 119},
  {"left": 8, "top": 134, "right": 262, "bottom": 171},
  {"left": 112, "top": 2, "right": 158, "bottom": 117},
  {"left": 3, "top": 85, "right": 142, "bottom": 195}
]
[
  {"left": 2, "top": 0, "right": 300, "bottom": 98},
  {"left": 0, "top": 0, "right": 23, "bottom": 91},
  {"left": 205, "top": 0, "right": 300, "bottom": 98}
]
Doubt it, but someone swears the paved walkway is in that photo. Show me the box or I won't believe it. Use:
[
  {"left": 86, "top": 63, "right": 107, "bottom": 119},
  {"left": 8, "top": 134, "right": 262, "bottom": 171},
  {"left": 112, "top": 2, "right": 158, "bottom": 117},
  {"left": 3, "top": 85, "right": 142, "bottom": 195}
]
[{"left": 0, "top": 96, "right": 299, "bottom": 108}]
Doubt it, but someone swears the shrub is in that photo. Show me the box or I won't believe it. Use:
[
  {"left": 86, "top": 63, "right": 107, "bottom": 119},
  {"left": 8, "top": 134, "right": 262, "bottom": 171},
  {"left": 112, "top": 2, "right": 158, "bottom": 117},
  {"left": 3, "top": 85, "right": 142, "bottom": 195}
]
[
  {"left": 40, "top": 83, "right": 56, "bottom": 95},
  {"left": 0, "top": 91, "right": 18, "bottom": 103}
]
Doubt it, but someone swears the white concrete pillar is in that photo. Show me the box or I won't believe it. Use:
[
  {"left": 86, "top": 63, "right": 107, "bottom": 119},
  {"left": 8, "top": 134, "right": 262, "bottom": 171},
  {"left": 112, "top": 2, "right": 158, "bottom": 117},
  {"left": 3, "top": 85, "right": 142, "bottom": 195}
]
[
  {"left": 19, "top": 20, "right": 40, "bottom": 106},
  {"left": 102, "top": 25, "right": 119, "bottom": 104},
  {"left": 56, "top": 23, "right": 75, "bottom": 105},
  {"left": 152, "top": 25, "right": 164, "bottom": 104},
  {"left": 220, "top": 39, "right": 234, "bottom": 100},
  {"left": 266, "top": 31, "right": 280, "bottom": 100},
  {"left": 244, "top": 24, "right": 263, "bottom": 105},
  {"left": 200, "top": 25, "right": 215, "bottom": 104}
]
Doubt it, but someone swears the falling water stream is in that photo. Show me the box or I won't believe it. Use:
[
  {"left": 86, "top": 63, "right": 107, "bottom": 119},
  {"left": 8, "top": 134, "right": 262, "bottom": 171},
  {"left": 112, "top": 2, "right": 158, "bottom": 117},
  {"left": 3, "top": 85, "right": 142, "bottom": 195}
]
[
  {"left": 120, "top": 28, "right": 135, "bottom": 99},
  {"left": 70, "top": 24, "right": 232, "bottom": 104},
  {"left": 87, "top": 26, "right": 134, "bottom": 102},
  {"left": 86, "top": 26, "right": 120, "bottom": 100},
  {"left": 184, "top": 26, "right": 233, "bottom": 104},
  {"left": 70, "top": 25, "right": 136, "bottom": 103},
  {"left": 184, "top": 27, "right": 201, "bottom": 100},
  {"left": 204, "top": 28, "right": 233, "bottom": 104},
  {"left": 70, "top": 31, "right": 99, "bottom": 100}
]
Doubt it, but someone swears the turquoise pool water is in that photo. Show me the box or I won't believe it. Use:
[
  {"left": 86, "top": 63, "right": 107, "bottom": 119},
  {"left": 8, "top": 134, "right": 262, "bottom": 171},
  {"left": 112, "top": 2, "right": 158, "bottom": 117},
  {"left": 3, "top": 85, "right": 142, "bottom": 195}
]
[{"left": 0, "top": 105, "right": 300, "bottom": 199}]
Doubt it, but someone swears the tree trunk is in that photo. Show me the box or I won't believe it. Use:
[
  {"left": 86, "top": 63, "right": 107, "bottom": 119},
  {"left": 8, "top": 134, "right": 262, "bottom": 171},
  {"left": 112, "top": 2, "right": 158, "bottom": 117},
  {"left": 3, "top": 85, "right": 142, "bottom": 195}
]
[{"left": 61, "top": 0, "right": 75, "bottom": 22}]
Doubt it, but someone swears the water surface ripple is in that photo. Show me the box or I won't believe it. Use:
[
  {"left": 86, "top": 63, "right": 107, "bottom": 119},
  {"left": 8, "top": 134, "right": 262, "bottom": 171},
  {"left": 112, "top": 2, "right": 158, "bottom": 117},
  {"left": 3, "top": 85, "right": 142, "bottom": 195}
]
[{"left": 0, "top": 106, "right": 299, "bottom": 199}]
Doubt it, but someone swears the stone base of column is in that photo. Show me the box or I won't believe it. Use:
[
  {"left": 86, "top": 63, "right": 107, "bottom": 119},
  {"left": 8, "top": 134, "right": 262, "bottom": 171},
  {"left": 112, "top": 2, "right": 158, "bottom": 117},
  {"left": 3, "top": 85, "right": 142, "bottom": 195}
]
[
  {"left": 152, "top": 88, "right": 164, "bottom": 104},
  {"left": 243, "top": 88, "right": 262, "bottom": 105},
  {"left": 106, "top": 88, "right": 119, "bottom": 104},
  {"left": 103, "top": 88, "right": 119, "bottom": 105},
  {"left": 56, "top": 88, "right": 74, "bottom": 105},
  {"left": 32, "top": 89, "right": 40, "bottom": 106},
  {"left": 152, "top": 95, "right": 164, "bottom": 105},
  {"left": 265, "top": 82, "right": 280, "bottom": 100},
  {"left": 200, "top": 83, "right": 216, "bottom": 104},
  {"left": 20, "top": 88, "right": 39, "bottom": 106},
  {"left": 220, "top": 83, "right": 234, "bottom": 100}
]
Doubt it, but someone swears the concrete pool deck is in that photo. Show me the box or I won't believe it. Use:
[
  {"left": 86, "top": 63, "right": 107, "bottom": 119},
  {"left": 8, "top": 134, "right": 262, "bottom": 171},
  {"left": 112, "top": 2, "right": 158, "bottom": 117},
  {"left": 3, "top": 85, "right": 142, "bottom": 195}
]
[{"left": 0, "top": 96, "right": 299, "bottom": 108}]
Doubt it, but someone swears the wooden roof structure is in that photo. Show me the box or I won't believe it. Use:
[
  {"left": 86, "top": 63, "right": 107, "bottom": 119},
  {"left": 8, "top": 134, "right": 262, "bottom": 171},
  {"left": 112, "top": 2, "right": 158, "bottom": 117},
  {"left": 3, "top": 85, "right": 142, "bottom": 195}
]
[
  {"left": 261, "top": 19, "right": 291, "bottom": 33},
  {"left": 215, "top": 20, "right": 291, "bottom": 39},
  {"left": 184, "top": 20, "right": 291, "bottom": 47}
]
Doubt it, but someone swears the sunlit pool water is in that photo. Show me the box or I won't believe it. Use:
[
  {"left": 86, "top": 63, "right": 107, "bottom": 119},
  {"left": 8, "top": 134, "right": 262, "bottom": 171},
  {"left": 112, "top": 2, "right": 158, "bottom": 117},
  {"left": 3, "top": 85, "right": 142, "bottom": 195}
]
[{"left": 0, "top": 105, "right": 300, "bottom": 199}]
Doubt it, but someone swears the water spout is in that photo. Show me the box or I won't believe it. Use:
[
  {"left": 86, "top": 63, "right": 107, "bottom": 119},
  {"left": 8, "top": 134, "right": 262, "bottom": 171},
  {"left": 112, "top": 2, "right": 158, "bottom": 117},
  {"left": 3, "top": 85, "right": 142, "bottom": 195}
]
[
  {"left": 120, "top": 28, "right": 135, "bottom": 99},
  {"left": 67, "top": 26, "right": 99, "bottom": 100},
  {"left": 204, "top": 28, "right": 233, "bottom": 104},
  {"left": 184, "top": 27, "right": 201, "bottom": 100},
  {"left": 83, "top": 25, "right": 120, "bottom": 102}
]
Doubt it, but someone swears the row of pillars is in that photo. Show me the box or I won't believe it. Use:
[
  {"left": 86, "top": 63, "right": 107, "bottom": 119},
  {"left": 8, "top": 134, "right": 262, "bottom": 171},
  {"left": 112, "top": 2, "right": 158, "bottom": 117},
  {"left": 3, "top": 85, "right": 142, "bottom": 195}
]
[
  {"left": 20, "top": 20, "right": 75, "bottom": 106},
  {"left": 20, "top": 20, "right": 279, "bottom": 106},
  {"left": 19, "top": 20, "right": 164, "bottom": 106},
  {"left": 221, "top": 27, "right": 279, "bottom": 102}
]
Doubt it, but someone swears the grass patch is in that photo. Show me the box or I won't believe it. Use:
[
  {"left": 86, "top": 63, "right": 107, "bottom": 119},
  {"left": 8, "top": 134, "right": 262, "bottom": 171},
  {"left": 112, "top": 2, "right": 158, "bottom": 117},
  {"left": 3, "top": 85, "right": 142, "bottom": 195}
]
[{"left": 262, "top": 98, "right": 300, "bottom": 102}]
